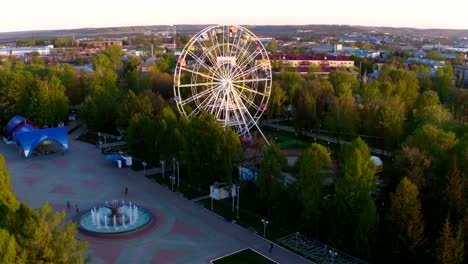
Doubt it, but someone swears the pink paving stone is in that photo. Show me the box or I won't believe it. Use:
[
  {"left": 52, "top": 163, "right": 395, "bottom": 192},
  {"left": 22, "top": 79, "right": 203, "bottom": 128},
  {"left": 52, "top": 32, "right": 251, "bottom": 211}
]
[
  {"left": 21, "top": 176, "right": 42, "bottom": 186},
  {"left": 79, "top": 166, "right": 97, "bottom": 174},
  {"left": 25, "top": 162, "right": 43, "bottom": 170},
  {"left": 80, "top": 180, "right": 101, "bottom": 190},
  {"left": 50, "top": 203, "right": 68, "bottom": 213},
  {"left": 6, "top": 157, "right": 20, "bottom": 164},
  {"left": 168, "top": 219, "right": 203, "bottom": 237},
  {"left": 49, "top": 184, "right": 74, "bottom": 195},
  {"left": 89, "top": 244, "right": 123, "bottom": 264},
  {"left": 150, "top": 250, "right": 191, "bottom": 264},
  {"left": 50, "top": 159, "right": 69, "bottom": 167}
]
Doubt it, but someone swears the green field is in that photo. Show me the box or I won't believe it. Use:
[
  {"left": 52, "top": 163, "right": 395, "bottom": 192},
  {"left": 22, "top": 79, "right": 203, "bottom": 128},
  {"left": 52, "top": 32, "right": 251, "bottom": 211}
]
[{"left": 212, "top": 249, "right": 276, "bottom": 264}]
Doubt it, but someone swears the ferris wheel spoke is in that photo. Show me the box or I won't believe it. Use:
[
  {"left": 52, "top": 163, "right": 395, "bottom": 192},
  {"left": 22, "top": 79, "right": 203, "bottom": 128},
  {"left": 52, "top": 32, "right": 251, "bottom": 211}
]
[
  {"left": 187, "top": 50, "right": 220, "bottom": 78},
  {"left": 195, "top": 39, "right": 219, "bottom": 69},
  {"left": 231, "top": 88, "right": 259, "bottom": 132},
  {"left": 235, "top": 90, "right": 262, "bottom": 112},
  {"left": 188, "top": 91, "right": 216, "bottom": 117},
  {"left": 230, "top": 89, "right": 251, "bottom": 133},
  {"left": 179, "top": 86, "right": 218, "bottom": 106},
  {"left": 179, "top": 67, "right": 222, "bottom": 82},
  {"left": 231, "top": 63, "right": 265, "bottom": 80},
  {"left": 237, "top": 49, "right": 263, "bottom": 71},
  {"left": 232, "top": 83, "right": 266, "bottom": 97},
  {"left": 177, "top": 82, "right": 221, "bottom": 88},
  {"left": 232, "top": 78, "right": 271, "bottom": 84}
]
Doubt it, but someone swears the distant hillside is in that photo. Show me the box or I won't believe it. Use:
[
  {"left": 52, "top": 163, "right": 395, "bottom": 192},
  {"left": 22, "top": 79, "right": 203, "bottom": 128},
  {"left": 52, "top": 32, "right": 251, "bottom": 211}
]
[{"left": 0, "top": 24, "right": 467, "bottom": 41}]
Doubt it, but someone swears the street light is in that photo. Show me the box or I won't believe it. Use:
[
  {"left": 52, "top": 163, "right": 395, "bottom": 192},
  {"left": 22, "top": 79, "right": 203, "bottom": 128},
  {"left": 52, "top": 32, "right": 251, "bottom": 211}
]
[
  {"left": 170, "top": 175, "right": 175, "bottom": 192},
  {"left": 329, "top": 249, "right": 338, "bottom": 264},
  {"left": 142, "top": 161, "right": 147, "bottom": 176},
  {"left": 176, "top": 160, "right": 180, "bottom": 188},
  {"left": 160, "top": 160, "right": 165, "bottom": 180},
  {"left": 236, "top": 185, "right": 240, "bottom": 219},
  {"left": 261, "top": 218, "right": 269, "bottom": 238}
]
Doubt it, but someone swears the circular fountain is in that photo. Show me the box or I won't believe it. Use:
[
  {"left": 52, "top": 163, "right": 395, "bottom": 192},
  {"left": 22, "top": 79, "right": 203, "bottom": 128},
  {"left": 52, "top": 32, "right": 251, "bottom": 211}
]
[{"left": 79, "top": 200, "right": 153, "bottom": 235}]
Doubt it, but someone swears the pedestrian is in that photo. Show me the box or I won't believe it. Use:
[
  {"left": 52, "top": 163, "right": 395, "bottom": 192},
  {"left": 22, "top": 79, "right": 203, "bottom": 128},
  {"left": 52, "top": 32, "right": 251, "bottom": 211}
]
[
  {"left": 75, "top": 204, "right": 78, "bottom": 213},
  {"left": 125, "top": 187, "right": 128, "bottom": 195},
  {"left": 268, "top": 242, "right": 273, "bottom": 253},
  {"left": 67, "top": 200, "right": 70, "bottom": 209}
]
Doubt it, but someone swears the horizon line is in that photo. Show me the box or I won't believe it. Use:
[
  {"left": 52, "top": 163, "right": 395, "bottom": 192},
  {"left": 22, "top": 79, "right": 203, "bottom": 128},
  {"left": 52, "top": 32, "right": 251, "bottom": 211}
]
[{"left": 1, "top": 23, "right": 467, "bottom": 35}]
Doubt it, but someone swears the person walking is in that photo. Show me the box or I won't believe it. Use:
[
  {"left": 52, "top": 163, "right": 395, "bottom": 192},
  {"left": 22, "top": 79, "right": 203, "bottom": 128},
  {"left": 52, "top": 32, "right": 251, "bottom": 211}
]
[
  {"left": 75, "top": 204, "right": 79, "bottom": 213},
  {"left": 268, "top": 242, "right": 274, "bottom": 254},
  {"left": 67, "top": 200, "right": 70, "bottom": 209},
  {"left": 125, "top": 187, "right": 128, "bottom": 195}
]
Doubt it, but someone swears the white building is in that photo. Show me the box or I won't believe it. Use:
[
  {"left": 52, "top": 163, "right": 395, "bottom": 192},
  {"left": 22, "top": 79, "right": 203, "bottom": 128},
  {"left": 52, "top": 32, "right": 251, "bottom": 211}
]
[{"left": 0, "top": 46, "right": 52, "bottom": 57}]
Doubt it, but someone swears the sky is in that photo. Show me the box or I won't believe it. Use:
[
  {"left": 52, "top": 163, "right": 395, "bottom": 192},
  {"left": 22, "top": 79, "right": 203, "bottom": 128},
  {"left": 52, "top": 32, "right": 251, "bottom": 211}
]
[{"left": 1, "top": 0, "right": 467, "bottom": 33}]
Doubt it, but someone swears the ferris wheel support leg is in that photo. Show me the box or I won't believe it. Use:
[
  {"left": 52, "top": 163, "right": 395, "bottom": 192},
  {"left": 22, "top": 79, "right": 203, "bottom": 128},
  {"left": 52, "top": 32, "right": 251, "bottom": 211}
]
[{"left": 254, "top": 122, "right": 270, "bottom": 146}]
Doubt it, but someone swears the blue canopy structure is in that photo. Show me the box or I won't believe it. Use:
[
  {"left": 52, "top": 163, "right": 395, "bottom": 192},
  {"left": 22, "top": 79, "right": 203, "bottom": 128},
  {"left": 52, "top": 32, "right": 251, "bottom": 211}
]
[{"left": 5, "top": 116, "right": 68, "bottom": 158}]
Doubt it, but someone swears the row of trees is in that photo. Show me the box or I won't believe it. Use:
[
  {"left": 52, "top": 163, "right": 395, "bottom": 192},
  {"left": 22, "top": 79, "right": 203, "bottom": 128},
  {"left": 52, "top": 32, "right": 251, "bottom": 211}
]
[{"left": 268, "top": 64, "right": 462, "bottom": 150}]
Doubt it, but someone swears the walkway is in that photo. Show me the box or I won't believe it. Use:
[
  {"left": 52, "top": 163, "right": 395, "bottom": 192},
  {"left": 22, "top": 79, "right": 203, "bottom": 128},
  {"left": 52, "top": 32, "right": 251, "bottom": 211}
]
[
  {"left": 262, "top": 120, "right": 392, "bottom": 157},
  {"left": 0, "top": 134, "right": 311, "bottom": 264}
]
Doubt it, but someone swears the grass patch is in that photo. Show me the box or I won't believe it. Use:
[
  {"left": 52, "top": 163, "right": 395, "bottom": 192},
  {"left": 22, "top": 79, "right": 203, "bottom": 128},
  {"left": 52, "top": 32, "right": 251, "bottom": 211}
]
[
  {"left": 144, "top": 173, "right": 206, "bottom": 200},
  {"left": 212, "top": 249, "right": 276, "bottom": 264},
  {"left": 67, "top": 123, "right": 82, "bottom": 135},
  {"left": 198, "top": 198, "right": 293, "bottom": 242},
  {"left": 75, "top": 132, "right": 99, "bottom": 145}
]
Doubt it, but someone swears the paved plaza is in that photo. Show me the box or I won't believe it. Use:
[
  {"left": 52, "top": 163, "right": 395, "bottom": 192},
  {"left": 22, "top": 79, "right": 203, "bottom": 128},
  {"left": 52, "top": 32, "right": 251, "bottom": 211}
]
[{"left": 0, "top": 130, "right": 311, "bottom": 264}]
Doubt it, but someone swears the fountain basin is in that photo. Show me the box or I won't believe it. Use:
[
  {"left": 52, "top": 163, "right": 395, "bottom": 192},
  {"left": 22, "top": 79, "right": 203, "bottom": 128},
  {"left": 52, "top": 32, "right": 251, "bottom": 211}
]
[{"left": 79, "top": 205, "right": 153, "bottom": 235}]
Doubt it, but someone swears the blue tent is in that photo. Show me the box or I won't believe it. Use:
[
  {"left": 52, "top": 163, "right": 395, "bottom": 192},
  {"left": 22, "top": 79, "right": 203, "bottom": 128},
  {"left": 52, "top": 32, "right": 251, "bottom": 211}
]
[{"left": 6, "top": 116, "right": 68, "bottom": 158}]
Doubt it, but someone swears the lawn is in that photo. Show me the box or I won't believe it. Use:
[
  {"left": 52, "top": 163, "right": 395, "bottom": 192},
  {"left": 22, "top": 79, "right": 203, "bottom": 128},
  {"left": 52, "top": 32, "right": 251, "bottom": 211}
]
[
  {"left": 198, "top": 197, "right": 294, "bottom": 242},
  {"left": 212, "top": 249, "right": 276, "bottom": 264}
]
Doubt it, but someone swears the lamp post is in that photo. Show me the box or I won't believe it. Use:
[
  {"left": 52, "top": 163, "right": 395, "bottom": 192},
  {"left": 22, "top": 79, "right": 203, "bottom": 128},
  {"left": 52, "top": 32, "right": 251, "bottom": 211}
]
[
  {"left": 329, "top": 248, "right": 338, "bottom": 264},
  {"left": 170, "top": 175, "right": 175, "bottom": 192},
  {"left": 142, "top": 161, "right": 147, "bottom": 176},
  {"left": 172, "top": 157, "right": 175, "bottom": 178},
  {"left": 176, "top": 160, "right": 180, "bottom": 188},
  {"left": 236, "top": 185, "right": 240, "bottom": 219},
  {"left": 261, "top": 218, "right": 269, "bottom": 238},
  {"left": 160, "top": 160, "right": 165, "bottom": 180}
]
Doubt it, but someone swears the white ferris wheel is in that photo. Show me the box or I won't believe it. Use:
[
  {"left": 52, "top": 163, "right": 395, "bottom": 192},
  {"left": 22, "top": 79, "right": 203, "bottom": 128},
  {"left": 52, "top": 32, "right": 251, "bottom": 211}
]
[{"left": 173, "top": 25, "right": 272, "bottom": 142}]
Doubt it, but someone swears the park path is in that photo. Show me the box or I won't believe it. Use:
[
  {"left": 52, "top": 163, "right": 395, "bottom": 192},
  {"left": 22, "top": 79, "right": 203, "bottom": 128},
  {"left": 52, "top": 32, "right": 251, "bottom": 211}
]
[{"left": 262, "top": 120, "right": 392, "bottom": 157}]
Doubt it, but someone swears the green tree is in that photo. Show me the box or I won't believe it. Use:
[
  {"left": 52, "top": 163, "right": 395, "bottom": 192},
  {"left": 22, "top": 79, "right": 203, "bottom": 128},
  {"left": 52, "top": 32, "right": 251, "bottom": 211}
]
[
  {"left": 377, "top": 96, "right": 405, "bottom": 148},
  {"left": 425, "top": 51, "right": 444, "bottom": 61},
  {"left": 22, "top": 203, "right": 88, "bottom": 263},
  {"left": 257, "top": 144, "right": 286, "bottom": 216},
  {"left": 388, "top": 177, "right": 426, "bottom": 259},
  {"left": 444, "top": 163, "right": 466, "bottom": 222},
  {"left": 325, "top": 94, "right": 358, "bottom": 139},
  {"left": 334, "top": 138, "right": 378, "bottom": 256},
  {"left": 298, "top": 143, "right": 332, "bottom": 237},
  {"left": 159, "top": 107, "right": 184, "bottom": 161},
  {"left": 102, "top": 45, "right": 124, "bottom": 71},
  {"left": 0, "top": 229, "right": 26, "bottom": 264},
  {"left": 436, "top": 216, "right": 465, "bottom": 264},
  {"left": 182, "top": 113, "right": 240, "bottom": 187},
  {"left": 266, "top": 40, "right": 278, "bottom": 53},
  {"left": 125, "top": 114, "right": 159, "bottom": 163},
  {"left": 268, "top": 82, "right": 287, "bottom": 118},
  {"left": 51, "top": 63, "right": 84, "bottom": 105},
  {"left": 118, "top": 90, "right": 152, "bottom": 127},
  {"left": 378, "top": 66, "right": 420, "bottom": 109},
  {"left": 328, "top": 70, "right": 359, "bottom": 96},
  {"left": 432, "top": 66, "right": 454, "bottom": 103},
  {"left": 0, "top": 156, "right": 19, "bottom": 211},
  {"left": 397, "top": 146, "right": 431, "bottom": 190}
]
